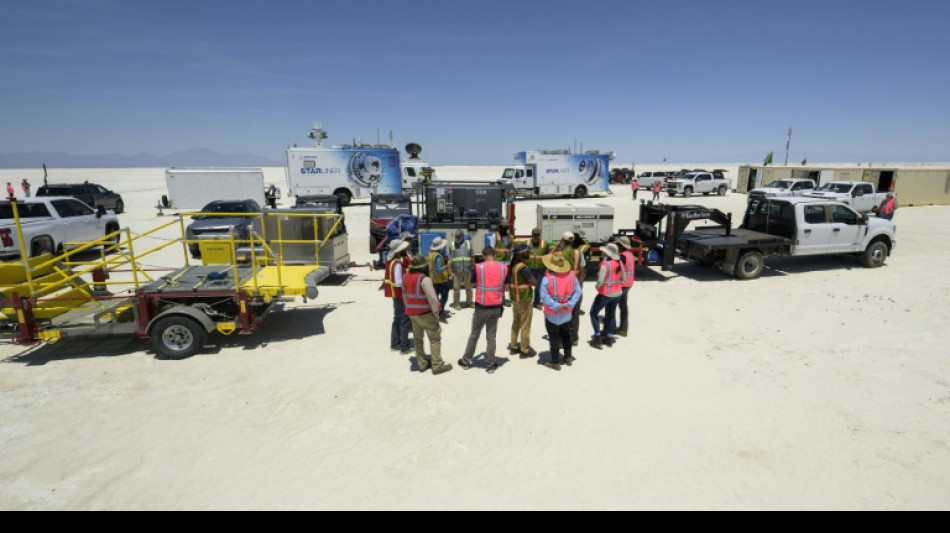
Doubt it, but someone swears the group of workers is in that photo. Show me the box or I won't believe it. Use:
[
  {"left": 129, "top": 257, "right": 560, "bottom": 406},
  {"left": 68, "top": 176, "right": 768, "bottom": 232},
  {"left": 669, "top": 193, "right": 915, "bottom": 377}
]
[{"left": 382, "top": 223, "right": 638, "bottom": 375}]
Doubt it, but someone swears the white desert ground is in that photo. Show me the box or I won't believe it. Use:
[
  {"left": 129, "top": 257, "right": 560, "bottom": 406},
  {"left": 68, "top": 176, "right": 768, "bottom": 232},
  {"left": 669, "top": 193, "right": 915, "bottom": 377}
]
[{"left": 0, "top": 164, "right": 949, "bottom": 510}]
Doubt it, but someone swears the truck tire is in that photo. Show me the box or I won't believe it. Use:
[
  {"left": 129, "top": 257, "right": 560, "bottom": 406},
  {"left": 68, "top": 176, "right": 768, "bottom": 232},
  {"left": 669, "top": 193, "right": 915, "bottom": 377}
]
[
  {"left": 718, "top": 185, "right": 727, "bottom": 196},
  {"left": 574, "top": 186, "right": 588, "bottom": 199},
  {"left": 114, "top": 200, "right": 125, "bottom": 214},
  {"left": 683, "top": 187, "right": 693, "bottom": 198},
  {"left": 334, "top": 189, "right": 353, "bottom": 207},
  {"left": 152, "top": 316, "right": 207, "bottom": 360},
  {"left": 31, "top": 237, "right": 55, "bottom": 258},
  {"left": 860, "top": 240, "right": 889, "bottom": 268},
  {"left": 735, "top": 251, "right": 765, "bottom": 280}
]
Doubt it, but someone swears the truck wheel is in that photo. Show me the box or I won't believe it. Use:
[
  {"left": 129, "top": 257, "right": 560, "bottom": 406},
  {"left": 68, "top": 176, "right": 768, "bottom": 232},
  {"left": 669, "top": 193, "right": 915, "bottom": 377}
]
[
  {"left": 31, "top": 238, "right": 54, "bottom": 258},
  {"left": 152, "top": 316, "right": 207, "bottom": 360},
  {"left": 860, "top": 240, "right": 889, "bottom": 268},
  {"left": 115, "top": 200, "right": 125, "bottom": 214},
  {"left": 574, "top": 186, "right": 588, "bottom": 199},
  {"left": 735, "top": 251, "right": 765, "bottom": 280},
  {"left": 684, "top": 187, "right": 693, "bottom": 198},
  {"left": 334, "top": 189, "right": 353, "bottom": 207},
  {"left": 718, "top": 185, "right": 727, "bottom": 196}
]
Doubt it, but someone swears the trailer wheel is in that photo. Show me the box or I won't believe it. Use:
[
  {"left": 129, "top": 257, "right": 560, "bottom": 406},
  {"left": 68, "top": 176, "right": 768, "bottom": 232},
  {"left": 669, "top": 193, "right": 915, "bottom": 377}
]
[
  {"left": 683, "top": 187, "right": 693, "bottom": 198},
  {"left": 334, "top": 189, "right": 353, "bottom": 207},
  {"left": 860, "top": 240, "right": 889, "bottom": 268},
  {"left": 152, "top": 316, "right": 207, "bottom": 360},
  {"left": 574, "top": 186, "right": 588, "bottom": 199},
  {"left": 735, "top": 251, "right": 765, "bottom": 280},
  {"left": 718, "top": 185, "right": 727, "bottom": 196}
]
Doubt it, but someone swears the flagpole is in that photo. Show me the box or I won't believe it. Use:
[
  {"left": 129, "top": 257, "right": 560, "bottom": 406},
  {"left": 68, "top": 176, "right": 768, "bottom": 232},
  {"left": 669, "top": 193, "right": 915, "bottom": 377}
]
[{"left": 784, "top": 127, "right": 792, "bottom": 165}]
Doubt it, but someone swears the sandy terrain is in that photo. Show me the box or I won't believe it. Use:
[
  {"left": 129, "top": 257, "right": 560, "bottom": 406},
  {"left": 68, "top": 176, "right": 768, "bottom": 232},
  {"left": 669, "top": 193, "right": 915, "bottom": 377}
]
[{"left": 1, "top": 166, "right": 948, "bottom": 510}]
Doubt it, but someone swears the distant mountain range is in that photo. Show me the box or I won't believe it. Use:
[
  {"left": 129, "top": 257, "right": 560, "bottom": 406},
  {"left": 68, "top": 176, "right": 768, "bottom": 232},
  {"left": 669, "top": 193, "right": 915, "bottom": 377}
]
[{"left": 0, "top": 148, "right": 283, "bottom": 169}]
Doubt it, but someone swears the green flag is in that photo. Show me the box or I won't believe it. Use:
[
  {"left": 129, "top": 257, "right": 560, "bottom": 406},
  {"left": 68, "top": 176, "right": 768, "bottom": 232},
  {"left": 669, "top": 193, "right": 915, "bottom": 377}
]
[{"left": 764, "top": 151, "right": 773, "bottom": 166}]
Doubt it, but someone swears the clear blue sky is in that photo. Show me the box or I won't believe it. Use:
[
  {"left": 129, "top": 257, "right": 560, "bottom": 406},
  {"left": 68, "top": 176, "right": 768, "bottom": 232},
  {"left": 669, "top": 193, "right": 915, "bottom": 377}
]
[{"left": 2, "top": 0, "right": 948, "bottom": 165}]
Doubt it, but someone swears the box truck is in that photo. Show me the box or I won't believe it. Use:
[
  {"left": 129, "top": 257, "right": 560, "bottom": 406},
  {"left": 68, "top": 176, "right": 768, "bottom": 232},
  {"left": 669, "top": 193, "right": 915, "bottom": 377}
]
[
  {"left": 285, "top": 124, "right": 402, "bottom": 207},
  {"left": 164, "top": 168, "right": 266, "bottom": 210},
  {"left": 502, "top": 150, "right": 614, "bottom": 199}
]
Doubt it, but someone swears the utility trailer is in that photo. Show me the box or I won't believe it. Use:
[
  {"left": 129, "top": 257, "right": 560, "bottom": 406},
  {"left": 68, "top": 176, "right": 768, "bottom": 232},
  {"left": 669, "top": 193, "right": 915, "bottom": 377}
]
[{"left": 0, "top": 199, "right": 343, "bottom": 358}]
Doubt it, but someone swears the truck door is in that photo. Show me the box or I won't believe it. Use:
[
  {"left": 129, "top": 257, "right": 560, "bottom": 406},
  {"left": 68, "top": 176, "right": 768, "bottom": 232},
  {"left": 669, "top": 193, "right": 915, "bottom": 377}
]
[
  {"left": 794, "top": 204, "right": 834, "bottom": 255},
  {"left": 826, "top": 204, "right": 863, "bottom": 252},
  {"left": 50, "top": 199, "right": 100, "bottom": 245},
  {"left": 851, "top": 183, "right": 875, "bottom": 212}
]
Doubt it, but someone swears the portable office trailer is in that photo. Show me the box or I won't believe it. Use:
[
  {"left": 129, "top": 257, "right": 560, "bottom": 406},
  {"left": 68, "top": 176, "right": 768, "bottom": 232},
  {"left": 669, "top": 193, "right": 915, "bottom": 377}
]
[{"left": 892, "top": 168, "right": 950, "bottom": 206}]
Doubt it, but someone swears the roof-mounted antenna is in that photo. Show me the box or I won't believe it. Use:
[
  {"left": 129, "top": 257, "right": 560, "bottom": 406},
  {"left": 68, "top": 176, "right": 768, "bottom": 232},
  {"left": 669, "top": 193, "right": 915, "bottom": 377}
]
[
  {"left": 307, "top": 123, "right": 328, "bottom": 147},
  {"left": 405, "top": 143, "right": 422, "bottom": 159}
]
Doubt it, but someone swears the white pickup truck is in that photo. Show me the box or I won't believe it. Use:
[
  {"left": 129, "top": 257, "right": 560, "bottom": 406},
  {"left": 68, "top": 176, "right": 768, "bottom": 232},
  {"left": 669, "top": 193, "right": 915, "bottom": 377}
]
[
  {"left": 665, "top": 170, "right": 731, "bottom": 197},
  {"left": 0, "top": 197, "right": 121, "bottom": 260},
  {"left": 804, "top": 181, "right": 887, "bottom": 214},
  {"left": 747, "top": 178, "right": 816, "bottom": 203}
]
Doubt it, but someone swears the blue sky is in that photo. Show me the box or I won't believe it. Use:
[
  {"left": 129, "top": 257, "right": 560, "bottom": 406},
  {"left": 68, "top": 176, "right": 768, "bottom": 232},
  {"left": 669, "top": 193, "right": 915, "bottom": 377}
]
[{"left": 1, "top": 0, "right": 948, "bottom": 165}]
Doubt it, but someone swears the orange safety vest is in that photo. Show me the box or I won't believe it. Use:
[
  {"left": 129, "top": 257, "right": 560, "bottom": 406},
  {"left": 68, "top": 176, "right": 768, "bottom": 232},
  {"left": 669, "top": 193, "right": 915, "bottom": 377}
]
[
  {"left": 475, "top": 260, "right": 508, "bottom": 307},
  {"left": 597, "top": 259, "right": 623, "bottom": 297},
  {"left": 509, "top": 263, "right": 533, "bottom": 302},
  {"left": 620, "top": 250, "right": 636, "bottom": 289},
  {"left": 384, "top": 258, "right": 403, "bottom": 298},
  {"left": 543, "top": 272, "right": 578, "bottom": 315},
  {"left": 402, "top": 272, "right": 432, "bottom": 316}
]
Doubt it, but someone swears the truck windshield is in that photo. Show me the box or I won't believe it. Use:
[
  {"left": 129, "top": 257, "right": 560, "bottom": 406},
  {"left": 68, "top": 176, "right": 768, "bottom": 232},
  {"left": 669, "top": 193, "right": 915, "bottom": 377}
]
[
  {"left": 502, "top": 169, "right": 515, "bottom": 180},
  {"left": 769, "top": 180, "right": 793, "bottom": 189},
  {"left": 816, "top": 183, "right": 853, "bottom": 194},
  {"left": 0, "top": 203, "right": 53, "bottom": 219}
]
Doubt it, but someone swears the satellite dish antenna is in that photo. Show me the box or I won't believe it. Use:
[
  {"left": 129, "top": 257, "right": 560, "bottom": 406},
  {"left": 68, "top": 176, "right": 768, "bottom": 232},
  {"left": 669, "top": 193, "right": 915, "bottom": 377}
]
[{"left": 405, "top": 143, "right": 422, "bottom": 159}]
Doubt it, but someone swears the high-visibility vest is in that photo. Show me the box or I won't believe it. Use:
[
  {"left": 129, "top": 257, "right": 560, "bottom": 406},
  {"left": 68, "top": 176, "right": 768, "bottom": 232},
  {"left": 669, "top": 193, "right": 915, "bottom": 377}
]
[
  {"left": 402, "top": 272, "right": 432, "bottom": 316},
  {"left": 562, "top": 246, "right": 582, "bottom": 275},
  {"left": 543, "top": 272, "right": 578, "bottom": 315},
  {"left": 449, "top": 239, "right": 472, "bottom": 271},
  {"left": 383, "top": 258, "right": 402, "bottom": 298},
  {"left": 597, "top": 259, "right": 623, "bottom": 297},
  {"left": 427, "top": 251, "right": 449, "bottom": 284},
  {"left": 509, "top": 263, "right": 533, "bottom": 302},
  {"left": 475, "top": 261, "right": 508, "bottom": 307},
  {"left": 494, "top": 232, "right": 511, "bottom": 261},
  {"left": 621, "top": 250, "right": 636, "bottom": 289},
  {"left": 525, "top": 239, "right": 549, "bottom": 270},
  {"left": 882, "top": 197, "right": 897, "bottom": 215}
]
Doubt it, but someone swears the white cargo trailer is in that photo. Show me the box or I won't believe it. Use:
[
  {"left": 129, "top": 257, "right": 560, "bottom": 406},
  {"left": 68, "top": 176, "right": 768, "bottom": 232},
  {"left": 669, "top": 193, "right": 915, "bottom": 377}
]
[
  {"left": 537, "top": 203, "right": 615, "bottom": 271},
  {"left": 164, "top": 167, "right": 265, "bottom": 210}
]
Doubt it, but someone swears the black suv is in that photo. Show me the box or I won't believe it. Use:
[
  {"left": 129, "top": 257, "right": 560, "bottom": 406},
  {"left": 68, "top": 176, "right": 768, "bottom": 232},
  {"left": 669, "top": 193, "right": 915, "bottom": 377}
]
[{"left": 36, "top": 182, "right": 124, "bottom": 213}]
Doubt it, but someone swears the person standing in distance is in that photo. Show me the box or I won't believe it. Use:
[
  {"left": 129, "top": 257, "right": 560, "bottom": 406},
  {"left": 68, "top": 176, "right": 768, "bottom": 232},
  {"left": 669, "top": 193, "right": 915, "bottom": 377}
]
[
  {"left": 458, "top": 246, "right": 509, "bottom": 374},
  {"left": 631, "top": 176, "right": 639, "bottom": 199},
  {"left": 449, "top": 229, "right": 474, "bottom": 310},
  {"left": 877, "top": 192, "right": 898, "bottom": 221}
]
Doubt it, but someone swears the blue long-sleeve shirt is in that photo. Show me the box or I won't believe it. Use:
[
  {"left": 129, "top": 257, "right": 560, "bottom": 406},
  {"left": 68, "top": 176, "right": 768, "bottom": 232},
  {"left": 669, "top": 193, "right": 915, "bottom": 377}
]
[
  {"left": 434, "top": 255, "right": 445, "bottom": 275},
  {"left": 539, "top": 273, "right": 582, "bottom": 325}
]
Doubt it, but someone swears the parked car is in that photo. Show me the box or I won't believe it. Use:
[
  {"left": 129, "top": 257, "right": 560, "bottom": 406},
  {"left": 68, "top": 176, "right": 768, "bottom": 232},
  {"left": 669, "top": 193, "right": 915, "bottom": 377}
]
[
  {"left": 803, "top": 181, "right": 887, "bottom": 214},
  {"left": 36, "top": 182, "right": 124, "bottom": 214},
  {"left": 0, "top": 197, "right": 120, "bottom": 259},
  {"left": 747, "top": 178, "right": 816, "bottom": 203},
  {"left": 636, "top": 171, "right": 676, "bottom": 189},
  {"left": 666, "top": 171, "right": 731, "bottom": 197},
  {"left": 185, "top": 199, "right": 262, "bottom": 258}
]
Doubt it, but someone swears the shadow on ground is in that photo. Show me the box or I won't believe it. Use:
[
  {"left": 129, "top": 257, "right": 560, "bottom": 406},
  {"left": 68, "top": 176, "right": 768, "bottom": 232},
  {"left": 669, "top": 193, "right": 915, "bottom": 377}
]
[{"left": 2, "top": 303, "right": 347, "bottom": 366}]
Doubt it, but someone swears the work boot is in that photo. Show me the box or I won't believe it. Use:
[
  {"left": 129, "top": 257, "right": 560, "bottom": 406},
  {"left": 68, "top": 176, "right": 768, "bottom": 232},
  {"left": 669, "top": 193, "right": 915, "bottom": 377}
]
[
  {"left": 543, "top": 360, "right": 561, "bottom": 371},
  {"left": 603, "top": 336, "right": 616, "bottom": 347},
  {"left": 458, "top": 358, "right": 472, "bottom": 370},
  {"left": 590, "top": 336, "right": 604, "bottom": 349},
  {"left": 615, "top": 329, "right": 628, "bottom": 337},
  {"left": 508, "top": 345, "right": 521, "bottom": 355},
  {"left": 519, "top": 348, "right": 536, "bottom": 359},
  {"left": 485, "top": 363, "right": 498, "bottom": 374},
  {"left": 563, "top": 355, "right": 575, "bottom": 367},
  {"left": 418, "top": 362, "right": 430, "bottom": 373},
  {"left": 452, "top": 303, "right": 462, "bottom": 311},
  {"left": 432, "top": 364, "right": 453, "bottom": 375}
]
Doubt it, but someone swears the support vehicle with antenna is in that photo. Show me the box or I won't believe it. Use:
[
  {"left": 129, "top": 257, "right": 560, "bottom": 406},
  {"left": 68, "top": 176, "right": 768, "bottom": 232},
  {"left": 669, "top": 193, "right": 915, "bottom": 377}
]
[
  {"left": 501, "top": 149, "right": 615, "bottom": 199},
  {"left": 285, "top": 123, "right": 402, "bottom": 207}
]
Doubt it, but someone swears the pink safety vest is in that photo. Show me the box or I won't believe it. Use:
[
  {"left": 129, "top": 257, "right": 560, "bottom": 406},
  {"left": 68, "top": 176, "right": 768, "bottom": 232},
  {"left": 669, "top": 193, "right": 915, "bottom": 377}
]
[
  {"left": 543, "top": 272, "right": 578, "bottom": 315},
  {"left": 620, "top": 250, "right": 636, "bottom": 289},
  {"left": 475, "top": 261, "right": 508, "bottom": 307},
  {"left": 882, "top": 197, "right": 897, "bottom": 215},
  {"left": 597, "top": 259, "right": 623, "bottom": 297}
]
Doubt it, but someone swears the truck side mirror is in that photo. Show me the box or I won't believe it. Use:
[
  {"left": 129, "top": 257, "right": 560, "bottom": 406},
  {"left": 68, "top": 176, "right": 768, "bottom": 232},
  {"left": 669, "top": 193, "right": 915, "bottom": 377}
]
[
  {"left": 96, "top": 205, "right": 106, "bottom": 218},
  {"left": 859, "top": 214, "right": 869, "bottom": 225}
]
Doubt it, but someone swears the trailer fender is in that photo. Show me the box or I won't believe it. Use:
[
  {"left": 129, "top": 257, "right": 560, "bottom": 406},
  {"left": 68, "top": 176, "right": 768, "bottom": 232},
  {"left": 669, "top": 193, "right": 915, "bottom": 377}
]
[{"left": 148, "top": 306, "right": 216, "bottom": 335}]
